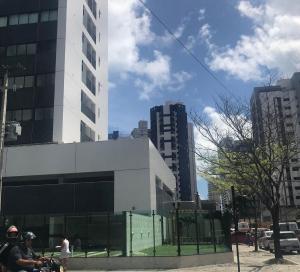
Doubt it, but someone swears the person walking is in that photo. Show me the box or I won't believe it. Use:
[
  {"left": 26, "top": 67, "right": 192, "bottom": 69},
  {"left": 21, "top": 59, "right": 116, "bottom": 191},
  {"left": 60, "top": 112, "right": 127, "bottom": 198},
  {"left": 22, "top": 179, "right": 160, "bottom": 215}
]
[{"left": 57, "top": 235, "right": 70, "bottom": 272}]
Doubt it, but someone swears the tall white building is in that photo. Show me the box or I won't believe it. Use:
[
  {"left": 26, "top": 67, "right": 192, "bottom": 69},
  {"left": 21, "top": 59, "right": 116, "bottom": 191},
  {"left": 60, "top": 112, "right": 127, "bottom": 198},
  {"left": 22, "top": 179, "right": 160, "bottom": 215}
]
[
  {"left": 251, "top": 72, "right": 300, "bottom": 207},
  {"left": 0, "top": 0, "right": 108, "bottom": 145}
]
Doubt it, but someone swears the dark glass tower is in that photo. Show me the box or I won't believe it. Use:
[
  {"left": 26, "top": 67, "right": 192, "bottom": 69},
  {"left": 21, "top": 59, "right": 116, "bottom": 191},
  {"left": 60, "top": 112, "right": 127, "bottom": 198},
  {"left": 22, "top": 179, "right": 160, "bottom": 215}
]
[
  {"left": 150, "top": 102, "right": 196, "bottom": 201},
  {"left": 0, "top": 0, "right": 59, "bottom": 145}
]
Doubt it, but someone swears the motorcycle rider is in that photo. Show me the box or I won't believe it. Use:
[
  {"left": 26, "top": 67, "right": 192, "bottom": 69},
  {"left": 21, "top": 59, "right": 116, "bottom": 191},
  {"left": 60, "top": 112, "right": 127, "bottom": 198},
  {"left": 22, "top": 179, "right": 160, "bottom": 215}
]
[
  {"left": 7, "top": 231, "right": 46, "bottom": 272},
  {"left": 0, "top": 225, "right": 20, "bottom": 272}
]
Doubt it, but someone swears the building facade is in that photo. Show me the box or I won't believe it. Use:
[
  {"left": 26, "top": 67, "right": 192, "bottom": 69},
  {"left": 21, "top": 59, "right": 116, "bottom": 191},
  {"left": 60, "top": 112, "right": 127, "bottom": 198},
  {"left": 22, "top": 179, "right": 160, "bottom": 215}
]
[
  {"left": 150, "top": 101, "right": 197, "bottom": 201},
  {"left": 0, "top": 0, "right": 108, "bottom": 145},
  {"left": 131, "top": 120, "right": 150, "bottom": 139},
  {"left": 251, "top": 72, "right": 300, "bottom": 207},
  {"left": 2, "top": 138, "right": 176, "bottom": 215}
]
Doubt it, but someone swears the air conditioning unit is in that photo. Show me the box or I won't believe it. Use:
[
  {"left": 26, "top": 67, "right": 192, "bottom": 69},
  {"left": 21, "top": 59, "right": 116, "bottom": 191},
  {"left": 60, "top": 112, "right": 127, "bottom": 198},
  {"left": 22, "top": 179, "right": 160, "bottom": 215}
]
[{"left": 5, "top": 122, "right": 22, "bottom": 142}]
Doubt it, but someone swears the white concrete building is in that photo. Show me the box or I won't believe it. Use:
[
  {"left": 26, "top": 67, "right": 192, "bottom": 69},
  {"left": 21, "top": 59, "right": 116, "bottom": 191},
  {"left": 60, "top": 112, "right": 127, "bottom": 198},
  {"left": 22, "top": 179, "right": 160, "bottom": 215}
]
[
  {"left": 54, "top": 0, "right": 108, "bottom": 143},
  {"left": 251, "top": 72, "right": 300, "bottom": 207},
  {"left": 2, "top": 138, "right": 176, "bottom": 214}
]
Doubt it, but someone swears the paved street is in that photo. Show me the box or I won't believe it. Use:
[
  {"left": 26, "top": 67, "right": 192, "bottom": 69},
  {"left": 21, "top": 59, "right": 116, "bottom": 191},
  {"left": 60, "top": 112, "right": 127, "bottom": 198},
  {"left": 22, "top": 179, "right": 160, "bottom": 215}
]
[{"left": 72, "top": 245, "right": 300, "bottom": 272}]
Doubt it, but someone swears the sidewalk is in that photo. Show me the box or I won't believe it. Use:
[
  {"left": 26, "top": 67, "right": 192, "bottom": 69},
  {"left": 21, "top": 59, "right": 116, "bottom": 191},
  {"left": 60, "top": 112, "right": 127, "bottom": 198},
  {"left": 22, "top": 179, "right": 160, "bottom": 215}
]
[{"left": 69, "top": 245, "right": 300, "bottom": 271}]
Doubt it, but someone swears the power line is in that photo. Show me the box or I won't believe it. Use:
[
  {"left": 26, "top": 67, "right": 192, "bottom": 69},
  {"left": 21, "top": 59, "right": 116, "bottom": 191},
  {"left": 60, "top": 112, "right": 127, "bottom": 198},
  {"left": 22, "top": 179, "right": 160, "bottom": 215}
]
[{"left": 137, "top": 0, "right": 231, "bottom": 93}]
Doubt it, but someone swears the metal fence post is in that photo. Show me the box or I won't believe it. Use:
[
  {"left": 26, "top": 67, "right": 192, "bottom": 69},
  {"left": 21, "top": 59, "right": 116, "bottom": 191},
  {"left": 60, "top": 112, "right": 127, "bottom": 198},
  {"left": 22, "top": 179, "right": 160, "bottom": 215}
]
[
  {"left": 176, "top": 207, "right": 181, "bottom": 256},
  {"left": 107, "top": 213, "right": 111, "bottom": 257},
  {"left": 194, "top": 210, "right": 200, "bottom": 254},
  {"left": 129, "top": 211, "right": 133, "bottom": 257},
  {"left": 212, "top": 215, "right": 217, "bottom": 253},
  {"left": 152, "top": 210, "right": 156, "bottom": 256},
  {"left": 85, "top": 215, "right": 88, "bottom": 258}
]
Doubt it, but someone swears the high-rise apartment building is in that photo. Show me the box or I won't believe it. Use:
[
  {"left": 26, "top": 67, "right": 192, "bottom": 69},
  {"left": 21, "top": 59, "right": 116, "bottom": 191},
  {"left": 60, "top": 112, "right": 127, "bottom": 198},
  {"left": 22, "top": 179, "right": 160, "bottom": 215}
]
[
  {"left": 251, "top": 72, "right": 300, "bottom": 207},
  {"left": 0, "top": 0, "right": 108, "bottom": 145},
  {"left": 131, "top": 120, "right": 150, "bottom": 139},
  {"left": 150, "top": 101, "right": 197, "bottom": 201}
]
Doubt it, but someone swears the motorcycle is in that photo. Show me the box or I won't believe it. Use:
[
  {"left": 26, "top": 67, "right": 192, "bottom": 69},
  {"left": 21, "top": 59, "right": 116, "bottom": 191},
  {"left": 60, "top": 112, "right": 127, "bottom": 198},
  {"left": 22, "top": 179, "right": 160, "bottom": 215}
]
[{"left": 38, "top": 252, "right": 61, "bottom": 272}]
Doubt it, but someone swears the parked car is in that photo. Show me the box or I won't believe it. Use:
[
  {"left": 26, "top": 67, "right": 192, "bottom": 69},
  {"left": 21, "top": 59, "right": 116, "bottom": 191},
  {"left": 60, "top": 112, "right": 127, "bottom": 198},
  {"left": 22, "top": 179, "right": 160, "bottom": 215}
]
[
  {"left": 270, "top": 222, "right": 298, "bottom": 231},
  {"left": 269, "top": 231, "right": 300, "bottom": 254},
  {"left": 258, "top": 230, "right": 273, "bottom": 250}
]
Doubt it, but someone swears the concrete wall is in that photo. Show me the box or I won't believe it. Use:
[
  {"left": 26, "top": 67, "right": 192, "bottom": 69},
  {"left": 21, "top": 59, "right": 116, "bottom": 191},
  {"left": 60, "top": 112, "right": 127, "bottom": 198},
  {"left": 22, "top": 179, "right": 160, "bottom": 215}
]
[
  {"left": 68, "top": 252, "right": 234, "bottom": 270},
  {"left": 3, "top": 139, "right": 175, "bottom": 213}
]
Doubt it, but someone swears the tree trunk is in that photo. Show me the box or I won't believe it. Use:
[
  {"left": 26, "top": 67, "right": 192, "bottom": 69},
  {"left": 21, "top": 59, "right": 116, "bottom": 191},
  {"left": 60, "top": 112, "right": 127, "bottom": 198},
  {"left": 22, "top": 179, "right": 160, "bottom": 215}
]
[
  {"left": 254, "top": 200, "right": 258, "bottom": 251},
  {"left": 271, "top": 205, "right": 282, "bottom": 259}
]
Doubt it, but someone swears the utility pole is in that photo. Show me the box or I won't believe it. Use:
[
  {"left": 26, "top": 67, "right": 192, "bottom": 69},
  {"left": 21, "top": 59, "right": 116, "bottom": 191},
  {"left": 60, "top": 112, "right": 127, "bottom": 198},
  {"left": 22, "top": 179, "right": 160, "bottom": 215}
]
[
  {"left": 231, "top": 186, "right": 240, "bottom": 272},
  {"left": 0, "top": 71, "right": 8, "bottom": 213}
]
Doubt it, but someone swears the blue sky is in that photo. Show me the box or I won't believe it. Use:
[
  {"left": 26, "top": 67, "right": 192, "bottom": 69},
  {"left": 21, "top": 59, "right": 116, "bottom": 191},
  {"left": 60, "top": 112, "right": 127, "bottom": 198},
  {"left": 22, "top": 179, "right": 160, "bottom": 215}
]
[{"left": 108, "top": 0, "right": 300, "bottom": 199}]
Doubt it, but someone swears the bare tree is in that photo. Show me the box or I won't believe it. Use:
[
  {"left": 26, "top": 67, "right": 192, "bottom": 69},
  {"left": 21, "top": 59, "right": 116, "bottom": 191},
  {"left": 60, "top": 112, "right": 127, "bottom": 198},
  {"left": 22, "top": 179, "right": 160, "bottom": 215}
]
[{"left": 191, "top": 93, "right": 299, "bottom": 260}]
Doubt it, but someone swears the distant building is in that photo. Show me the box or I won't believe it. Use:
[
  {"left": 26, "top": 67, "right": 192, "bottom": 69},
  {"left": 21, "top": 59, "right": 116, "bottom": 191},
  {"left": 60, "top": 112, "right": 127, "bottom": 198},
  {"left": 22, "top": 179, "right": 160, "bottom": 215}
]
[
  {"left": 251, "top": 72, "right": 300, "bottom": 207},
  {"left": 131, "top": 120, "right": 150, "bottom": 139},
  {"left": 150, "top": 101, "right": 197, "bottom": 201},
  {"left": 108, "top": 131, "right": 119, "bottom": 140}
]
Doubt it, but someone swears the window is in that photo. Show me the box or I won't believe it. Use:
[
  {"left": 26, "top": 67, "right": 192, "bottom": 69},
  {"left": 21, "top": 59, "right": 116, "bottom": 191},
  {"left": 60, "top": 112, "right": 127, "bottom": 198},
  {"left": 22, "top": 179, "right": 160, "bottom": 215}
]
[
  {"left": 82, "top": 61, "right": 96, "bottom": 94},
  {"left": 283, "top": 98, "right": 290, "bottom": 101},
  {"left": 8, "top": 13, "right": 38, "bottom": 26},
  {"left": 41, "top": 10, "right": 57, "bottom": 22},
  {"left": 36, "top": 74, "right": 55, "bottom": 87},
  {"left": 15, "top": 77, "right": 24, "bottom": 88},
  {"left": 0, "top": 47, "right": 5, "bottom": 56},
  {"left": 9, "top": 15, "right": 18, "bottom": 25},
  {"left": 0, "top": 16, "right": 7, "bottom": 27},
  {"left": 6, "top": 109, "right": 33, "bottom": 122},
  {"left": 82, "top": 34, "right": 96, "bottom": 68},
  {"left": 49, "top": 10, "right": 58, "bottom": 21},
  {"left": 81, "top": 91, "right": 96, "bottom": 123},
  {"left": 35, "top": 108, "right": 54, "bottom": 120},
  {"left": 286, "top": 123, "right": 293, "bottom": 127},
  {"left": 296, "top": 196, "right": 300, "bottom": 200},
  {"left": 292, "top": 167, "right": 300, "bottom": 171},
  {"left": 19, "top": 14, "right": 29, "bottom": 24},
  {"left": 28, "top": 13, "right": 38, "bottom": 23},
  {"left": 17, "top": 44, "right": 26, "bottom": 55},
  {"left": 85, "top": 0, "right": 97, "bottom": 19},
  {"left": 294, "top": 177, "right": 300, "bottom": 180},
  {"left": 292, "top": 158, "right": 299, "bottom": 162},
  {"left": 6, "top": 43, "right": 37, "bottom": 57},
  {"left": 83, "top": 7, "right": 96, "bottom": 42},
  {"left": 295, "top": 186, "right": 300, "bottom": 190},
  {"left": 7, "top": 45, "right": 16, "bottom": 56},
  {"left": 7, "top": 76, "right": 35, "bottom": 89},
  {"left": 80, "top": 121, "right": 95, "bottom": 142},
  {"left": 24, "top": 76, "right": 34, "bottom": 88},
  {"left": 286, "top": 114, "right": 292, "bottom": 118},
  {"left": 27, "top": 44, "right": 37, "bottom": 55},
  {"left": 285, "top": 106, "right": 291, "bottom": 110}
]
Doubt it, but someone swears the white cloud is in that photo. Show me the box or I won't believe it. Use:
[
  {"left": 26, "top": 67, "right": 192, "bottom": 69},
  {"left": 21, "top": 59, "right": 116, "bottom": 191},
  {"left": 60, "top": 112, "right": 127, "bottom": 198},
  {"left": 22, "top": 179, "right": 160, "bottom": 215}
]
[
  {"left": 204, "top": 0, "right": 300, "bottom": 81},
  {"left": 108, "top": 0, "right": 192, "bottom": 99},
  {"left": 198, "top": 9, "right": 206, "bottom": 21}
]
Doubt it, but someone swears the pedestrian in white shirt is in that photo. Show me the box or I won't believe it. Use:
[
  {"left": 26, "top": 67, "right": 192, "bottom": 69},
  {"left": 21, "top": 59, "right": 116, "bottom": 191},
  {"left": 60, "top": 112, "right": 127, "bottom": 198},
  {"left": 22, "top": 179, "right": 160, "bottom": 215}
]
[{"left": 57, "top": 235, "right": 70, "bottom": 272}]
